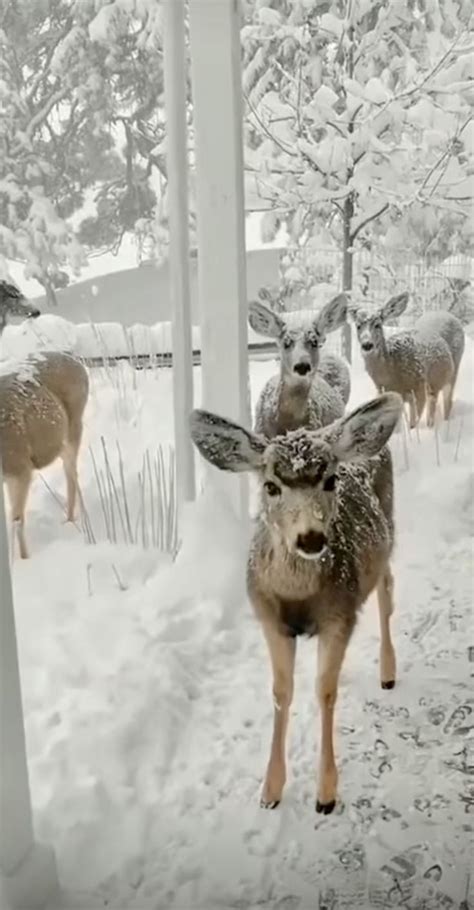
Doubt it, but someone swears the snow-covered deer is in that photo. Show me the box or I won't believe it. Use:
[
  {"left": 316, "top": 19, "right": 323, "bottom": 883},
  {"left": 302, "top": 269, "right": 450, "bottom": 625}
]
[
  {"left": 0, "top": 280, "right": 41, "bottom": 334},
  {"left": 0, "top": 351, "right": 89, "bottom": 558},
  {"left": 415, "top": 310, "right": 465, "bottom": 421},
  {"left": 190, "top": 391, "right": 403, "bottom": 814},
  {"left": 248, "top": 294, "right": 350, "bottom": 439},
  {"left": 351, "top": 292, "right": 464, "bottom": 427}
]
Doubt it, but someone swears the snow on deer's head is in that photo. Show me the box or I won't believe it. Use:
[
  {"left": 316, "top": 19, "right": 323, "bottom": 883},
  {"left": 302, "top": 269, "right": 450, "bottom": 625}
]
[
  {"left": 190, "top": 391, "right": 402, "bottom": 561},
  {"left": 350, "top": 292, "right": 409, "bottom": 356},
  {"left": 0, "top": 280, "right": 41, "bottom": 332},
  {"left": 248, "top": 293, "right": 348, "bottom": 388}
]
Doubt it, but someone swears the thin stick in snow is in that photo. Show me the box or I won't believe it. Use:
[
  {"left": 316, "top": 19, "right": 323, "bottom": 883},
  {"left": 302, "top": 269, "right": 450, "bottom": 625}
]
[
  {"left": 86, "top": 563, "right": 93, "bottom": 597},
  {"left": 434, "top": 423, "right": 441, "bottom": 467},
  {"left": 454, "top": 418, "right": 464, "bottom": 463},
  {"left": 111, "top": 563, "right": 128, "bottom": 591}
]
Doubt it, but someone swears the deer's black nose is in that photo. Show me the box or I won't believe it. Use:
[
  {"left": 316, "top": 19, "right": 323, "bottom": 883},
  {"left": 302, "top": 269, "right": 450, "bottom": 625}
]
[
  {"left": 294, "top": 362, "right": 311, "bottom": 376},
  {"left": 361, "top": 341, "right": 373, "bottom": 352},
  {"left": 296, "top": 530, "right": 327, "bottom": 555}
]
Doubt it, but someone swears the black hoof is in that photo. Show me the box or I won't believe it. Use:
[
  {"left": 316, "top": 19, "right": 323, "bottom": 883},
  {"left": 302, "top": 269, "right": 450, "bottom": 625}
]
[
  {"left": 316, "top": 799, "right": 336, "bottom": 815},
  {"left": 260, "top": 799, "right": 280, "bottom": 810},
  {"left": 381, "top": 680, "right": 395, "bottom": 690}
]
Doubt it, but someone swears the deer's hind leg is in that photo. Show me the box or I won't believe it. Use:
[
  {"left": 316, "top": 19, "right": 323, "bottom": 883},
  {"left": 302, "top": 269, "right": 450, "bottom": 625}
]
[
  {"left": 426, "top": 385, "right": 439, "bottom": 428},
  {"left": 260, "top": 622, "right": 296, "bottom": 809},
  {"left": 377, "top": 564, "right": 396, "bottom": 689},
  {"left": 62, "top": 417, "right": 83, "bottom": 522},
  {"left": 6, "top": 469, "right": 32, "bottom": 559},
  {"left": 408, "top": 384, "right": 426, "bottom": 428},
  {"left": 443, "top": 363, "right": 459, "bottom": 420}
]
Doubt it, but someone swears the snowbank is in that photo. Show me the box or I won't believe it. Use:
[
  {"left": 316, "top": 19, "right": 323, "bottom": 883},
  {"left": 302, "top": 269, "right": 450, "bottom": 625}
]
[
  {"left": 7, "top": 339, "right": 474, "bottom": 908},
  {"left": 0, "top": 313, "right": 271, "bottom": 361}
]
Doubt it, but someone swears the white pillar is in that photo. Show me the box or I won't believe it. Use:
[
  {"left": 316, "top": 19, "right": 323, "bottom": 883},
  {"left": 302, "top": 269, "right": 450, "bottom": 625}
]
[
  {"left": 162, "top": 0, "right": 196, "bottom": 503},
  {"left": 189, "top": 0, "right": 250, "bottom": 519},
  {"left": 0, "top": 463, "right": 58, "bottom": 909}
]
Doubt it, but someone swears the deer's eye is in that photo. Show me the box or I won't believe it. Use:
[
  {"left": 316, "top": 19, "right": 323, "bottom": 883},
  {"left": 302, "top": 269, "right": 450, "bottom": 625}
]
[
  {"left": 323, "top": 474, "right": 336, "bottom": 492},
  {"left": 264, "top": 481, "right": 281, "bottom": 497},
  {"left": 282, "top": 336, "right": 294, "bottom": 349}
]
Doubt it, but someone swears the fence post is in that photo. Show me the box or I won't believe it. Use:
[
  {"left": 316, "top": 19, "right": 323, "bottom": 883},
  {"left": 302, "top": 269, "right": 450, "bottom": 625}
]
[
  {"left": 162, "top": 0, "right": 196, "bottom": 504},
  {"left": 189, "top": 0, "right": 250, "bottom": 520},
  {"left": 0, "top": 461, "right": 58, "bottom": 909}
]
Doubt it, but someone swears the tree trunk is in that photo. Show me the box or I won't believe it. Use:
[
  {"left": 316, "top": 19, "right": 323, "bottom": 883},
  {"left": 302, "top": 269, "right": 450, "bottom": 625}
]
[{"left": 342, "top": 195, "right": 354, "bottom": 363}]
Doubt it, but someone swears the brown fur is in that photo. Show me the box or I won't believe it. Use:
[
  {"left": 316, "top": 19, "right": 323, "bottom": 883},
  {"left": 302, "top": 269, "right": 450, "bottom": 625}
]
[
  {"left": 247, "top": 449, "right": 395, "bottom": 811},
  {"left": 189, "top": 394, "right": 402, "bottom": 813},
  {"left": 0, "top": 351, "right": 89, "bottom": 558}
]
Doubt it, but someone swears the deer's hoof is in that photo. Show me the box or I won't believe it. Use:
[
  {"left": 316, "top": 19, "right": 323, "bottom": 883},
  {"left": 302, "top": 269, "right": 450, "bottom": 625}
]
[
  {"left": 260, "top": 798, "right": 280, "bottom": 810},
  {"left": 316, "top": 799, "right": 336, "bottom": 815},
  {"left": 381, "top": 679, "right": 395, "bottom": 690}
]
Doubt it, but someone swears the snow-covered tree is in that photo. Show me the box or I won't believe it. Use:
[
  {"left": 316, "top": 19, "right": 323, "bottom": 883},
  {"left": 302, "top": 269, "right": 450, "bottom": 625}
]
[
  {"left": 0, "top": 0, "right": 166, "bottom": 301},
  {"left": 242, "top": 0, "right": 473, "bottom": 350}
]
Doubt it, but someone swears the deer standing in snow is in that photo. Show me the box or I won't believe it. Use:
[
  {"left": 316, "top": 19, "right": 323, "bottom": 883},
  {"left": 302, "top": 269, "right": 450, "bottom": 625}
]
[
  {"left": 0, "top": 351, "right": 89, "bottom": 558},
  {"left": 248, "top": 294, "right": 350, "bottom": 439},
  {"left": 415, "top": 310, "right": 465, "bottom": 421},
  {"left": 190, "top": 391, "right": 402, "bottom": 813},
  {"left": 351, "top": 292, "right": 465, "bottom": 427},
  {"left": 0, "top": 280, "right": 41, "bottom": 334}
]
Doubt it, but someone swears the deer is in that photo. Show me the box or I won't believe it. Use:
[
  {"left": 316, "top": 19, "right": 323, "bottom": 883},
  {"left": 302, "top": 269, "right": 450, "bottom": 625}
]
[
  {"left": 190, "top": 390, "right": 403, "bottom": 814},
  {"left": 351, "top": 292, "right": 462, "bottom": 428},
  {"left": 0, "top": 351, "right": 89, "bottom": 558},
  {"left": 414, "top": 310, "right": 465, "bottom": 420},
  {"left": 0, "top": 280, "right": 41, "bottom": 334},
  {"left": 248, "top": 293, "right": 350, "bottom": 439}
]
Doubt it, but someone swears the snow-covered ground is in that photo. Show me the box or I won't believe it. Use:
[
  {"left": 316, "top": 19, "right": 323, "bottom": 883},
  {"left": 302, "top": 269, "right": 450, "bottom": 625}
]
[{"left": 6, "top": 340, "right": 474, "bottom": 909}]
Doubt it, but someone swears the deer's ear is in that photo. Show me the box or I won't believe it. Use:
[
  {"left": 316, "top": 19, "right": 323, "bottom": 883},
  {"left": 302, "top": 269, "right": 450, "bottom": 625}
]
[
  {"left": 248, "top": 301, "right": 284, "bottom": 339},
  {"left": 315, "top": 293, "right": 348, "bottom": 337},
  {"left": 330, "top": 392, "right": 403, "bottom": 461},
  {"left": 381, "top": 292, "right": 409, "bottom": 322},
  {"left": 189, "top": 409, "right": 266, "bottom": 472}
]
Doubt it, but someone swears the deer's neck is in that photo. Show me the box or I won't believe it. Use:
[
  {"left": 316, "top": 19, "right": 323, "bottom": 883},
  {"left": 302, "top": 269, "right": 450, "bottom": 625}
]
[{"left": 276, "top": 376, "right": 310, "bottom": 433}]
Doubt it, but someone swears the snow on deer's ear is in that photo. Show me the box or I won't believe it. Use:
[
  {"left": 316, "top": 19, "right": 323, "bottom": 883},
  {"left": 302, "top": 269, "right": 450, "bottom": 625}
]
[
  {"left": 331, "top": 392, "right": 403, "bottom": 462},
  {"left": 315, "top": 293, "right": 348, "bottom": 337},
  {"left": 381, "top": 291, "right": 409, "bottom": 322},
  {"left": 189, "top": 409, "right": 266, "bottom": 473},
  {"left": 248, "top": 301, "right": 284, "bottom": 339}
]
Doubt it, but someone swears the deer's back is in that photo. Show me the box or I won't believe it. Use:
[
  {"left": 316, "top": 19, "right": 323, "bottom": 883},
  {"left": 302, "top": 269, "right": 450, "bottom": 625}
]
[
  {"left": 365, "top": 333, "right": 425, "bottom": 395},
  {"left": 0, "top": 375, "right": 68, "bottom": 475},
  {"left": 247, "top": 448, "right": 394, "bottom": 638},
  {"left": 318, "top": 352, "right": 351, "bottom": 405},
  {"left": 415, "top": 312, "right": 465, "bottom": 372},
  {"left": 415, "top": 330, "right": 453, "bottom": 391},
  {"left": 30, "top": 351, "right": 89, "bottom": 423}
]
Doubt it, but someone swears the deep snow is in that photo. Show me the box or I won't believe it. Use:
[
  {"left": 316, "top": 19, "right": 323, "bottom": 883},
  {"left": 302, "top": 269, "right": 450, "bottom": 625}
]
[{"left": 3, "top": 337, "right": 473, "bottom": 909}]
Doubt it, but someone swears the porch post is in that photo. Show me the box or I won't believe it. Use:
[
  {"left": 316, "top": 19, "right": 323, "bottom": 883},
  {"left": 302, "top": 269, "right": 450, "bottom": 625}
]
[
  {"left": 162, "top": 0, "right": 196, "bottom": 504},
  {"left": 189, "top": 0, "right": 250, "bottom": 519},
  {"left": 0, "top": 461, "right": 58, "bottom": 909}
]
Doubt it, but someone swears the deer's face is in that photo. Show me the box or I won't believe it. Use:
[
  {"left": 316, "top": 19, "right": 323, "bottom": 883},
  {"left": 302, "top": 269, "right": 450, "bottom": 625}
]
[
  {"left": 247, "top": 294, "right": 348, "bottom": 389},
  {"left": 189, "top": 392, "right": 403, "bottom": 562},
  {"left": 352, "top": 309, "right": 384, "bottom": 355},
  {"left": 260, "top": 433, "right": 338, "bottom": 559},
  {"left": 0, "top": 281, "right": 41, "bottom": 322},
  {"left": 278, "top": 325, "right": 323, "bottom": 388}
]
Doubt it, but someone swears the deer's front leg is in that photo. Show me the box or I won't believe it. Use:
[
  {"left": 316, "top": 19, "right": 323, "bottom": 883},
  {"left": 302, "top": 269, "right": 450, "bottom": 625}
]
[
  {"left": 316, "top": 621, "right": 353, "bottom": 815},
  {"left": 260, "top": 622, "right": 296, "bottom": 809}
]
